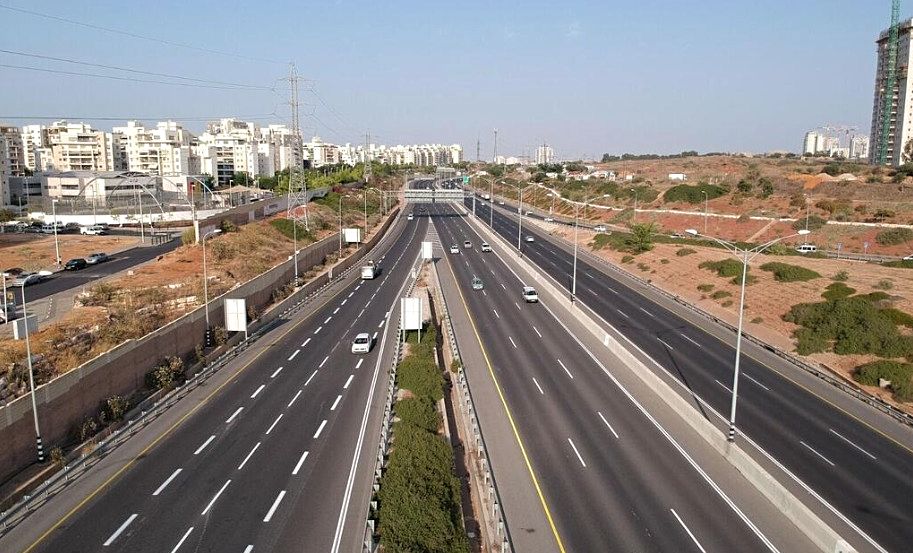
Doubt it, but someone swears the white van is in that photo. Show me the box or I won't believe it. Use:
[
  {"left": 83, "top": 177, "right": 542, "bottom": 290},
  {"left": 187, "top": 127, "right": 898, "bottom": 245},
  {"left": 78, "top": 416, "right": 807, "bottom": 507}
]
[{"left": 795, "top": 243, "right": 818, "bottom": 254}]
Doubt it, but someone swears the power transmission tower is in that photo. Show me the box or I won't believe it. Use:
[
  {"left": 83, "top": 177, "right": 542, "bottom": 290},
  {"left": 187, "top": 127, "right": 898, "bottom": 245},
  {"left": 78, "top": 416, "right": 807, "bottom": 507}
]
[
  {"left": 363, "top": 131, "right": 372, "bottom": 184},
  {"left": 878, "top": 0, "right": 901, "bottom": 165},
  {"left": 286, "top": 62, "right": 309, "bottom": 231},
  {"left": 476, "top": 136, "right": 481, "bottom": 162}
]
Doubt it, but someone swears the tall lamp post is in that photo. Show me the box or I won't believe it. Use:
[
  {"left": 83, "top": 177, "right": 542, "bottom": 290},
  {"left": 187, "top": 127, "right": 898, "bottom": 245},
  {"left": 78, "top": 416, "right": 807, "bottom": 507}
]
[
  {"left": 51, "top": 199, "right": 61, "bottom": 267},
  {"left": 702, "top": 190, "right": 709, "bottom": 234},
  {"left": 630, "top": 188, "right": 638, "bottom": 223},
  {"left": 516, "top": 185, "right": 524, "bottom": 255},
  {"left": 201, "top": 229, "right": 222, "bottom": 347},
  {"left": 19, "top": 286, "right": 44, "bottom": 462},
  {"left": 684, "top": 227, "right": 811, "bottom": 442},
  {"left": 571, "top": 195, "right": 589, "bottom": 302}
]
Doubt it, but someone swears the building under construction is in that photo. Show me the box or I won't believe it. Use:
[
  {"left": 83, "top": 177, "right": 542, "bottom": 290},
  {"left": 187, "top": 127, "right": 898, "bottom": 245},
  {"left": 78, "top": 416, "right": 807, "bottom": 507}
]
[{"left": 869, "top": 4, "right": 910, "bottom": 166}]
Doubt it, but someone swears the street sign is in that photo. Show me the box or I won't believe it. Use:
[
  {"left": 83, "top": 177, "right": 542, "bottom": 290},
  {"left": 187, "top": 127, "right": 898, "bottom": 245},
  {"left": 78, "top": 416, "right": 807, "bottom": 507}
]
[
  {"left": 225, "top": 298, "right": 248, "bottom": 333},
  {"left": 421, "top": 241, "right": 433, "bottom": 260},
  {"left": 12, "top": 315, "right": 37, "bottom": 339},
  {"left": 462, "top": 176, "right": 470, "bottom": 185},
  {"left": 343, "top": 228, "right": 362, "bottom": 243},
  {"left": 400, "top": 297, "right": 423, "bottom": 330}
]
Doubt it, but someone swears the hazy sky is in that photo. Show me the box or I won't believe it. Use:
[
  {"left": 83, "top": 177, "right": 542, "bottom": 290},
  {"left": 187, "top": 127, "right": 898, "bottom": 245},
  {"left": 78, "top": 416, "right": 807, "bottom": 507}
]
[{"left": 0, "top": 0, "right": 893, "bottom": 159}]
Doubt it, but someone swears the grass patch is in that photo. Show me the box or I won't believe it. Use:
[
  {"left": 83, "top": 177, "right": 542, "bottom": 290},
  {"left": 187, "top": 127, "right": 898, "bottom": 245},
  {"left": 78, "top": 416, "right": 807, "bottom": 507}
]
[
  {"left": 759, "top": 262, "right": 821, "bottom": 282},
  {"left": 621, "top": 255, "right": 635, "bottom": 264},
  {"left": 883, "top": 259, "right": 913, "bottom": 269},
  {"left": 822, "top": 282, "right": 855, "bottom": 300},
  {"left": 710, "top": 290, "right": 732, "bottom": 300},
  {"left": 875, "top": 227, "right": 913, "bottom": 246},
  {"left": 663, "top": 183, "right": 727, "bottom": 204},
  {"left": 697, "top": 283, "right": 715, "bottom": 292},
  {"left": 269, "top": 218, "right": 315, "bottom": 242},
  {"left": 875, "top": 279, "right": 894, "bottom": 291},
  {"left": 854, "top": 360, "right": 913, "bottom": 402},
  {"left": 699, "top": 258, "right": 754, "bottom": 285},
  {"left": 676, "top": 248, "right": 697, "bottom": 256}
]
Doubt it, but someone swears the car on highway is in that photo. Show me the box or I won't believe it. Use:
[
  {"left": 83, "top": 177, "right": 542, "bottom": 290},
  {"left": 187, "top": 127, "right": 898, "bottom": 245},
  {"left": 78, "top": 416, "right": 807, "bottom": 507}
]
[
  {"left": 522, "top": 286, "right": 539, "bottom": 303},
  {"left": 86, "top": 252, "right": 110, "bottom": 265},
  {"left": 497, "top": 201, "right": 505, "bottom": 205},
  {"left": 407, "top": 213, "right": 414, "bottom": 221},
  {"left": 544, "top": 217, "right": 554, "bottom": 222},
  {"left": 471, "top": 276, "right": 484, "bottom": 290},
  {"left": 12, "top": 272, "right": 48, "bottom": 287},
  {"left": 594, "top": 225, "right": 607, "bottom": 233},
  {"left": 480, "top": 242, "right": 491, "bottom": 252},
  {"left": 80, "top": 225, "right": 108, "bottom": 235},
  {"left": 2, "top": 267, "right": 24, "bottom": 278},
  {"left": 524, "top": 235, "right": 535, "bottom": 243},
  {"left": 795, "top": 243, "right": 818, "bottom": 254},
  {"left": 351, "top": 333, "right": 372, "bottom": 354},
  {"left": 64, "top": 258, "right": 88, "bottom": 271},
  {"left": 904, "top": 254, "right": 913, "bottom": 261},
  {"left": 463, "top": 240, "right": 472, "bottom": 249},
  {"left": 449, "top": 244, "right": 460, "bottom": 254}
]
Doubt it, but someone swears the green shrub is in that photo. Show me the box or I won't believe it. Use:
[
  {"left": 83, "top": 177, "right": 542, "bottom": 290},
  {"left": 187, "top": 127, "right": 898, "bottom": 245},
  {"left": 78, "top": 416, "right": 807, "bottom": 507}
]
[
  {"left": 270, "top": 218, "right": 314, "bottom": 242},
  {"left": 854, "top": 360, "right": 913, "bottom": 402},
  {"left": 636, "top": 262, "right": 650, "bottom": 272},
  {"left": 883, "top": 259, "right": 913, "bottom": 269},
  {"left": 750, "top": 317, "right": 764, "bottom": 324},
  {"left": 822, "top": 282, "right": 855, "bottom": 300},
  {"left": 699, "top": 258, "right": 753, "bottom": 284},
  {"left": 875, "top": 279, "right": 894, "bottom": 291},
  {"left": 881, "top": 308, "right": 913, "bottom": 328},
  {"left": 697, "top": 283, "right": 715, "bottom": 292},
  {"left": 832, "top": 270, "right": 849, "bottom": 282},
  {"left": 711, "top": 290, "right": 732, "bottom": 300},
  {"left": 621, "top": 255, "right": 635, "bottom": 264},
  {"left": 784, "top": 296, "right": 913, "bottom": 358},
  {"left": 663, "top": 184, "right": 727, "bottom": 204},
  {"left": 792, "top": 215, "right": 827, "bottom": 232},
  {"left": 759, "top": 262, "right": 821, "bottom": 282},
  {"left": 875, "top": 227, "right": 913, "bottom": 246},
  {"left": 181, "top": 228, "right": 196, "bottom": 245},
  {"left": 676, "top": 248, "right": 697, "bottom": 256},
  {"left": 660, "top": 258, "right": 670, "bottom": 264},
  {"left": 396, "top": 397, "right": 440, "bottom": 432}
]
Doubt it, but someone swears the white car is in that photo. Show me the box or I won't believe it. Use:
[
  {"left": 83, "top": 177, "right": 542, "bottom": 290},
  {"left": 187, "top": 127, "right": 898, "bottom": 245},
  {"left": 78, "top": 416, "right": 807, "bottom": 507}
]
[
  {"left": 80, "top": 225, "right": 108, "bottom": 235},
  {"left": 449, "top": 244, "right": 460, "bottom": 254},
  {"left": 524, "top": 235, "right": 535, "bottom": 243},
  {"left": 407, "top": 213, "right": 414, "bottom": 221},
  {"left": 795, "top": 244, "right": 818, "bottom": 254},
  {"left": 480, "top": 242, "right": 492, "bottom": 252},
  {"left": 522, "top": 286, "right": 539, "bottom": 303},
  {"left": 12, "top": 272, "right": 47, "bottom": 287},
  {"left": 463, "top": 240, "right": 472, "bottom": 249},
  {"left": 544, "top": 217, "right": 554, "bottom": 222},
  {"left": 594, "top": 225, "right": 607, "bottom": 233},
  {"left": 351, "top": 333, "right": 372, "bottom": 354}
]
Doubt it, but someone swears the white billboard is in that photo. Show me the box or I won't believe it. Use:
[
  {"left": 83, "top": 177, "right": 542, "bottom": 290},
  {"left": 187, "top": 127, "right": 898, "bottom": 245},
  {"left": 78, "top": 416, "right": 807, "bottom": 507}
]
[
  {"left": 12, "top": 315, "right": 37, "bottom": 339},
  {"left": 421, "top": 241, "right": 433, "bottom": 260},
  {"left": 343, "top": 228, "right": 362, "bottom": 244},
  {"left": 225, "top": 298, "right": 248, "bottom": 333},
  {"left": 400, "top": 297, "right": 423, "bottom": 331}
]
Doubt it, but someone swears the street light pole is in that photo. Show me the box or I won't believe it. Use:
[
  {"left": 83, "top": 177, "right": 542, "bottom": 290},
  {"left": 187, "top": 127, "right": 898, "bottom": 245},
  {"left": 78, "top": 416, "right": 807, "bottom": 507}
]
[
  {"left": 685, "top": 227, "right": 810, "bottom": 442},
  {"left": 51, "top": 199, "right": 61, "bottom": 267},
  {"left": 572, "top": 200, "right": 582, "bottom": 302},
  {"left": 517, "top": 186, "right": 523, "bottom": 255},
  {"left": 702, "top": 190, "right": 709, "bottom": 234},
  {"left": 489, "top": 179, "right": 494, "bottom": 228},
  {"left": 202, "top": 229, "right": 221, "bottom": 346},
  {"left": 338, "top": 194, "right": 344, "bottom": 257},
  {"left": 631, "top": 188, "right": 638, "bottom": 223},
  {"left": 20, "top": 286, "right": 44, "bottom": 462}
]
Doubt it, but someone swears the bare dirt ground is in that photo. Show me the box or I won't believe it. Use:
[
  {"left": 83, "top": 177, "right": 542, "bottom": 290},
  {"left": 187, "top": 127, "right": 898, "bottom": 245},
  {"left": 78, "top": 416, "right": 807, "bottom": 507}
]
[
  {"left": 536, "top": 220, "right": 913, "bottom": 415},
  {"left": 0, "top": 233, "right": 141, "bottom": 271}
]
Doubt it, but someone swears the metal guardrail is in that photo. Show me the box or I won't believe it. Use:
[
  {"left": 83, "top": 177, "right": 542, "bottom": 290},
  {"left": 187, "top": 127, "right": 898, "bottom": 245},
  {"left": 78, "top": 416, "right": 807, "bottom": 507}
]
[
  {"left": 0, "top": 211, "right": 405, "bottom": 536},
  {"left": 506, "top": 206, "right": 913, "bottom": 431},
  {"left": 430, "top": 260, "right": 513, "bottom": 553}
]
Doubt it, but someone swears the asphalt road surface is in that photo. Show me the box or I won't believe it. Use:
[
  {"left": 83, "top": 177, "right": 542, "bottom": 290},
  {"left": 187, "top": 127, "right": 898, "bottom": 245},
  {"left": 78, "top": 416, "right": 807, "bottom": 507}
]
[
  {"left": 9, "top": 216, "right": 427, "bottom": 553},
  {"left": 468, "top": 197, "right": 913, "bottom": 553},
  {"left": 430, "top": 203, "right": 780, "bottom": 552}
]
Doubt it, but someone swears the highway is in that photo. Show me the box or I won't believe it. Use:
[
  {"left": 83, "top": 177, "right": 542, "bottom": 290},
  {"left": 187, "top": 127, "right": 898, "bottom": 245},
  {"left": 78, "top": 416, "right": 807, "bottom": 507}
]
[
  {"left": 3, "top": 215, "right": 425, "bottom": 553},
  {"left": 467, "top": 196, "right": 913, "bottom": 552},
  {"left": 429, "top": 203, "right": 790, "bottom": 552}
]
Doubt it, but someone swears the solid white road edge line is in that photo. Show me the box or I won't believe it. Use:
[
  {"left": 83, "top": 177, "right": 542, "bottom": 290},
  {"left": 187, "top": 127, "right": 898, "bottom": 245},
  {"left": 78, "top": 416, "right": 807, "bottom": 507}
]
[{"left": 671, "top": 508, "right": 707, "bottom": 553}]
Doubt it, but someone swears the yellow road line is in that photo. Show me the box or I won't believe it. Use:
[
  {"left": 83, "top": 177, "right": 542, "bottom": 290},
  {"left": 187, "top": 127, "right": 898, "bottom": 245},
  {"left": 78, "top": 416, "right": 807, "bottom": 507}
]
[
  {"left": 22, "top": 284, "right": 348, "bottom": 553},
  {"left": 440, "top": 251, "right": 567, "bottom": 553}
]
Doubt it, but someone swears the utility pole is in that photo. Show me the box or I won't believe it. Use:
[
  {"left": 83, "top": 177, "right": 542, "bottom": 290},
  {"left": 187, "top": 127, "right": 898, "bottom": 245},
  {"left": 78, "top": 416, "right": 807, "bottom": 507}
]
[
  {"left": 286, "top": 62, "right": 309, "bottom": 240},
  {"left": 476, "top": 136, "right": 481, "bottom": 162},
  {"left": 363, "top": 131, "right": 372, "bottom": 186},
  {"left": 493, "top": 128, "right": 498, "bottom": 163}
]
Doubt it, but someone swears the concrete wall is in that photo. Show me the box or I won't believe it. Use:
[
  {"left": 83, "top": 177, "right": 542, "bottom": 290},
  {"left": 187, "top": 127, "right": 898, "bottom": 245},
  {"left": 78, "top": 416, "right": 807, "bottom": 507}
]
[{"left": 196, "top": 188, "right": 329, "bottom": 242}]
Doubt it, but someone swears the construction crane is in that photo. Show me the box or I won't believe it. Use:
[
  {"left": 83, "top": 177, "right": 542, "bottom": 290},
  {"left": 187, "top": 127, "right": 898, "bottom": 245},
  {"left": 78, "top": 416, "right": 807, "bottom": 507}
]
[{"left": 878, "top": 0, "right": 902, "bottom": 165}]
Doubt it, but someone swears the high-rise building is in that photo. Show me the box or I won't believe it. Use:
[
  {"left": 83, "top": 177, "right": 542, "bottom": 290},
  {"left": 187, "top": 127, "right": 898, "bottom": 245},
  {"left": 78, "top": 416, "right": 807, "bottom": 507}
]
[
  {"left": 535, "top": 144, "right": 554, "bottom": 164},
  {"left": 20, "top": 124, "right": 47, "bottom": 172},
  {"left": 43, "top": 121, "right": 115, "bottom": 172},
  {"left": 803, "top": 131, "right": 827, "bottom": 155},
  {"left": 850, "top": 135, "right": 870, "bottom": 160},
  {"left": 0, "top": 137, "right": 10, "bottom": 206},
  {"left": 869, "top": 18, "right": 913, "bottom": 166},
  {"left": 0, "top": 125, "right": 26, "bottom": 176},
  {"left": 111, "top": 120, "right": 195, "bottom": 175}
]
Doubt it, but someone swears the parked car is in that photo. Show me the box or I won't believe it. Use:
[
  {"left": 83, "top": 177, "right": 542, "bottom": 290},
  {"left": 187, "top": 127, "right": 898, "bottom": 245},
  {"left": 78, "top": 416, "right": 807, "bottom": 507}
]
[
  {"left": 594, "top": 225, "right": 608, "bottom": 233},
  {"left": 80, "top": 225, "right": 108, "bottom": 235},
  {"left": 351, "top": 332, "right": 372, "bottom": 354},
  {"left": 63, "top": 223, "right": 81, "bottom": 233},
  {"left": 480, "top": 242, "right": 492, "bottom": 252},
  {"left": 2, "top": 267, "right": 25, "bottom": 278},
  {"left": 903, "top": 254, "right": 913, "bottom": 261},
  {"left": 525, "top": 235, "right": 535, "bottom": 243},
  {"left": 795, "top": 244, "right": 818, "bottom": 254},
  {"left": 522, "top": 286, "right": 539, "bottom": 303},
  {"left": 449, "top": 244, "right": 460, "bottom": 254},
  {"left": 64, "top": 258, "right": 88, "bottom": 271},
  {"left": 463, "top": 240, "right": 472, "bottom": 249},
  {"left": 85, "top": 252, "right": 110, "bottom": 264},
  {"left": 12, "top": 272, "right": 47, "bottom": 287},
  {"left": 471, "top": 276, "right": 484, "bottom": 290}
]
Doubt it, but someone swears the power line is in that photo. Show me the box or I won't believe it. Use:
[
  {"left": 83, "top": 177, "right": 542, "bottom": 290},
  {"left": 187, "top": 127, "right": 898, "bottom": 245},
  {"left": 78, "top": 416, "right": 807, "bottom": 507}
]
[
  {"left": 0, "top": 114, "right": 278, "bottom": 122},
  {"left": 0, "top": 2, "right": 282, "bottom": 65},
  {"left": 0, "top": 63, "right": 271, "bottom": 90},
  {"left": 0, "top": 48, "right": 273, "bottom": 90},
  {"left": 307, "top": 87, "right": 358, "bottom": 134}
]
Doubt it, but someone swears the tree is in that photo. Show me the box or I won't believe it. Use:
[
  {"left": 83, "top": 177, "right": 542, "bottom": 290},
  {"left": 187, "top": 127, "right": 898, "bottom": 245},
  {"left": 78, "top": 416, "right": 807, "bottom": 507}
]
[
  {"left": 232, "top": 171, "right": 250, "bottom": 186},
  {"left": 736, "top": 179, "right": 753, "bottom": 193},
  {"left": 627, "top": 222, "right": 657, "bottom": 253},
  {"left": 903, "top": 138, "right": 913, "bottom": 164},
  {"left": 758, "top": 177, "right": 774, "bottom": 198}
]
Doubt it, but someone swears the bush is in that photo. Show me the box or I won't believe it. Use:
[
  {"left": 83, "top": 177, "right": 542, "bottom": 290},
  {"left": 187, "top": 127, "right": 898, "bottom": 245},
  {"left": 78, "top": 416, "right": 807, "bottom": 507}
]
[
  {"left": 759, "top": 262, "right": 821, "bottom": 282},
  {"left": 697, "top": 283, "right": 715, "bottom": 292},
  {"left": 750, "top": 317, "right": 764, "bottom": 324},
  {"left": 699, "top": 258, "right": 752, "bottom": 284},
  {"left": 663, "top": 184, "right": 727, "bottom": 204},
  {"left": 146, "top": 357, "right": 185, "bottom": 391},
  {"left": 710, "top": 290, "right": 732, "bottom": 300},
  {"left": 676, "top": 248, "right": 697, "bottom": 256},
  {"left": 822, "top": 282, "right": 855, "bottom": 300},
  {"left": 721, "top": 300, "right": 734, "bottom": 307},
  {"left": 626, "top": 222, "right": 657, "bottom": 253},
  {"left": 875, "top": 227, "right": 913, "bottom": 246},
  {"left": 784, "top": 296, "right": 913, "bottom": 358},
  {"left": 660, "top": 258, "right": 670, "bottom": 264},
  {"left": 832, "top": 270, "right": 849, "bottom": 282},
  {"left": 637, "top": 263, "right": 650, "bottom": 272},
  {"left": 270, "top": 218, "right": 314, "bottom": 242},
  {"left": 854, "top": 360, "right": 913, "bottom": 402},
  {"left": 881, "top": 307, "right": 913, "bottom": 328},
  {"left": 621, "top": 255, "right": 635, "bottom": 264},
  {"left": 875, "top": 279, "right": 894, "bottom": 291},
  {"left": 883, "top": 259, "right": 913, "bottom": 269},
  {"left": 396, "top": 397, "right": 440, "bottom": 432},
  {"left": 181, "top": 228, "right": 196, "bottom": 245},
  {"left": 792, "top": 215, "right": 827, "bottom": 232}
]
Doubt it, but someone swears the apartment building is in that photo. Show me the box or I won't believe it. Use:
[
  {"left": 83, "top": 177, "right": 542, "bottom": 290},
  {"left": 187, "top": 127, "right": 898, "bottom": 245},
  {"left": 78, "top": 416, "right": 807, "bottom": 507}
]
[
  {"left": 870, "top": 18, "right": 913, "bottom": 165},
  {"left": 535, "top": 144, "right": 554, "bottom": 164},
  {"left": 0, "top": 137, "right": 10, "bottom": 206},
  {"left": 0, "top": 125, "right": 26, "bottom": 176},
  {"left": 111, "top": 120, "right": 194, "bottom": 175},
  {"left": 20, "top": 124, "right": 47, "bottom": 172},
  {"left": 43, "top": 121, "right": 115, "bottom": 172}
]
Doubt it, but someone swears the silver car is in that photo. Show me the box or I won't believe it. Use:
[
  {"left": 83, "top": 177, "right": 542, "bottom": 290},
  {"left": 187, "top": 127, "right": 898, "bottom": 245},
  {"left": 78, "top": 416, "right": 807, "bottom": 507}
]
[
  {"left": 86, "top": 252, "right": 110, "bottom": 264},
  {"left": 12, "top": 272, "right": 45, "bottom": 287}
]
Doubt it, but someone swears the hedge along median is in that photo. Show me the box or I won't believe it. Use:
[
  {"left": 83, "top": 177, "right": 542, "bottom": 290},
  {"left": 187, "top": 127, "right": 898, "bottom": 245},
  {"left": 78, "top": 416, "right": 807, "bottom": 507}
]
[{"left": 377, "top": 325, "right": 469, "bottom": 553}]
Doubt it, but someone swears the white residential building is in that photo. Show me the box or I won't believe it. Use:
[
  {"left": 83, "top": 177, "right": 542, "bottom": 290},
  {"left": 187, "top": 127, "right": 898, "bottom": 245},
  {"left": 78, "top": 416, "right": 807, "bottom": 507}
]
[
  {"left": 258, "top": 124, "right": 302, "bottom": 172},
  {"left": 0, "top": 125, "right": 26, "bottom": 176},
  {"left": 535, "top": 144, "right": 554, "bottom": 165},
  {"left": 20, "top": 124, "right": 47, "bottom": 172},
  {"left": 111, "top": 120, "right": 195, "bottom": 175},
  {"left": 870, "top": 18, "right": 913, "bottom": 165},
  {"left": 0, "top": 138, "right": 10, "bottom": 206},
  {"left": 803, "top": 131, "right": 828, "bottom": 155},
  {"left": 42, "top": 121, "right": 115, "bottom": 172},
  {"left": 850, "top": 135, "right": 870, "bottom": 160},
  {"left": 194, "top": 119, "right": 266, "bottom": 186}
]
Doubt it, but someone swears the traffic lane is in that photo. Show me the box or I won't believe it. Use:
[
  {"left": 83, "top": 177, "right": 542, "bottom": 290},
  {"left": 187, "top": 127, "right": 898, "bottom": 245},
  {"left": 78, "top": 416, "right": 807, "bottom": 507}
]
[
  {"left": 12, "top": 239, "right": 181, "bottom": 302},
  {"left": 435, "top": 210, "right": 773, "bottom": 552},
  {"left": 480, "top": 203, "right": 913, "bottom": 551},
  {"left": 27, "top": 219, "right": 422, "bottom": 553}
]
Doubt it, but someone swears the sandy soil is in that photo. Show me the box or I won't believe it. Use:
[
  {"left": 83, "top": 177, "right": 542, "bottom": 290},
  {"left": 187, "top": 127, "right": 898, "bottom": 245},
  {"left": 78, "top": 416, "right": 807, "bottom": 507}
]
[{"left": 0, "top": 233, "right": 141, "bottom": 271}]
